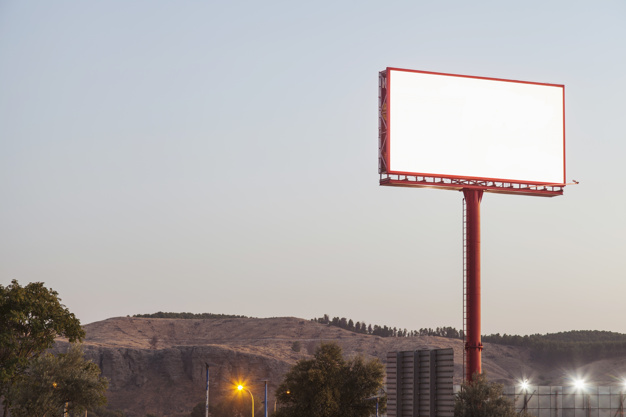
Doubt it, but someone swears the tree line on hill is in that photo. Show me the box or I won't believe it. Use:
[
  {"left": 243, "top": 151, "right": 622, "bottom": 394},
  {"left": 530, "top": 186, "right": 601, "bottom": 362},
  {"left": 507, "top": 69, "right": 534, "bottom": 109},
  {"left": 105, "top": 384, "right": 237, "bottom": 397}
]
[
  {"left": 132, "top": 312, "right": 466, "bottom": 339},
  {"left": 133, "top": 312, "right": 248, "bottom": 319},
  {"left": 483, "top": 330, "right": 626, "bottom": 364},
  {"left": 313, "top": 315, "right": 626, "bottom": 366},
  {"left": 311, "top": 314, "right": 465, "bottom": 339}
]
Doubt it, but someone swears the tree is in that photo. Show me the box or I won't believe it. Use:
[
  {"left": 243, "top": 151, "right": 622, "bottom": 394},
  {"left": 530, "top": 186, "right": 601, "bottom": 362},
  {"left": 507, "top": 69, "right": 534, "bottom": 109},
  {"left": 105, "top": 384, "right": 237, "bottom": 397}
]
[
  {"left": 189, "top": 402, "right": 205, "bottom": 417},
  {"left": 291, "top": 341, "right": 302, "bottom": 352},
  {"left": 274, "top": 343, "right": 385, "bottom": 417},
  {"left": 149, "top": 335, "right": 159, "bottom": 350},
  {"left": 454, "top": 373, "right": 532, "bottom": 417},
  {"left": 9, "top": 343, "right": 108, "bottom": 417},
  {"left": 0, "top": 280, "right": 85, "bottom": 416}
]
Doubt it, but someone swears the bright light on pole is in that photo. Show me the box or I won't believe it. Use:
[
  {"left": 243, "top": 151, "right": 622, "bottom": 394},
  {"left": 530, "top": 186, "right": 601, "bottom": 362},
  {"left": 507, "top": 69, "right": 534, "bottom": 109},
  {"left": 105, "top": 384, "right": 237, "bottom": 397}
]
[
  {"left": 518, "top": 379, "right": 532, "bottom": 413},
  {"left": 237, "top": 385, "right": 254, "bottom": 417},
  {"left": 574, "top": 379, "right": 586, "bottom": 390}
]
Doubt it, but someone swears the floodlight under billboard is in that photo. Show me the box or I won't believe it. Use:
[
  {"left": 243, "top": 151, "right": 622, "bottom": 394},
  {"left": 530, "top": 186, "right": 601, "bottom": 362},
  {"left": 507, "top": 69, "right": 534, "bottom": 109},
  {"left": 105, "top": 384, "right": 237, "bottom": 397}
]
[{"left": 379, "top": 68, "right": 565, "bottom": 197}]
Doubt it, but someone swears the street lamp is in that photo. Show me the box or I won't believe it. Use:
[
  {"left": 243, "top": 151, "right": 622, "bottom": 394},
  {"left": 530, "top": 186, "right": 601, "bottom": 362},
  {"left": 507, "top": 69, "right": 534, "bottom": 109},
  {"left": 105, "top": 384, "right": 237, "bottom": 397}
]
[
  {"left": 518, "top": 379, "right": 535, "bottom": 413},
  {"left": 205, "top": 363, "right": 210, "bottom": 417},
  {"left": 260, "top": 379, "right": 269, "bottom": 417},
  {"left": 237, "top": 385, "right": 254, "bottom": 417},
  {"left": 365, "top": 396, "right": 381, "bottom": 417},
  {"left": 521, "top": 379, "right": 529, "bottom": 391},
  {"left": 204, "top": 362, "right": 217, "bottom": 417},
  {"left": 275, "top": 390, "right": 290, "bottom": 413},
  {"left": 52, "top": 382, "right": 68, "bottom": 417}
]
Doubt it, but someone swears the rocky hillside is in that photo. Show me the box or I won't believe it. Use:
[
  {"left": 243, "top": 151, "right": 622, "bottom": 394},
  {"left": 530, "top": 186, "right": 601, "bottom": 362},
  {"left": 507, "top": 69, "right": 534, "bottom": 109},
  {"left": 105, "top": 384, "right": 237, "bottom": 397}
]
[{"left": 56, "top": 316, "right": 626, "bottom": 417}]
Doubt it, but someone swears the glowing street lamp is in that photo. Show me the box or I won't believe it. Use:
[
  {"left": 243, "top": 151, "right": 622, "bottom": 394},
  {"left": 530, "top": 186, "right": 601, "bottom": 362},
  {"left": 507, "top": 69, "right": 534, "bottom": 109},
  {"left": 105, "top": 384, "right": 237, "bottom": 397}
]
[
  {"left": 52, "top": 383, "right": 68, "bottom": 417},
  {"left": 237, "top": 385, "right": 254, "bottom": 417}
]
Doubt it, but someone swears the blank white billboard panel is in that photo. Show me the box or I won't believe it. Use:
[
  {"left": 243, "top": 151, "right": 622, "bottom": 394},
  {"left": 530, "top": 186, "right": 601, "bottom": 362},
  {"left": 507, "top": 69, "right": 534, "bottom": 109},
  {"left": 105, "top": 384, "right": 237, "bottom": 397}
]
[{"left": 387, "top": 68, "right": 565, "bottom": 185}]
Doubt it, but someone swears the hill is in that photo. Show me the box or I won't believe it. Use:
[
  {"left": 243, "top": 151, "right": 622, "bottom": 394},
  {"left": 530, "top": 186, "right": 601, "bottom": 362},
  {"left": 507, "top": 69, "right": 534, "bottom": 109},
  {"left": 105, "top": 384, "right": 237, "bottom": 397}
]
[{"left": 57, "top": 316, "right": 626, "bottom": 417}]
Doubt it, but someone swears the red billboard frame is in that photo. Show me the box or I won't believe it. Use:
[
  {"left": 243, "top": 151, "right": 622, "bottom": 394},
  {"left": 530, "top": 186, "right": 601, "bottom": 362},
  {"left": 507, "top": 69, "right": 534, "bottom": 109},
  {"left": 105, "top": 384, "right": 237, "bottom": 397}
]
[{"left": 379, "top": 68, "right": 566, "bottom": 197}]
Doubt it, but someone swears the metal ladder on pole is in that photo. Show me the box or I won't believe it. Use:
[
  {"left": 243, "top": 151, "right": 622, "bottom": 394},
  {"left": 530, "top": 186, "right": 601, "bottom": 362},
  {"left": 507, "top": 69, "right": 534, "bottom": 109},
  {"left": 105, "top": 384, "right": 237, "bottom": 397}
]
[{"left": 462, "top": 196, "right": 467, "bottom": 381}]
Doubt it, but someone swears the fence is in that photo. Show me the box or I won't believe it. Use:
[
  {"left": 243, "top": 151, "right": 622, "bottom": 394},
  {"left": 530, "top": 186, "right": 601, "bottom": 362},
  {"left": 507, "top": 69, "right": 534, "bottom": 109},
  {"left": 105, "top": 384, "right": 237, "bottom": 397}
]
[{"left": 502, "top": 385, "right": 626, "bottom": 417}]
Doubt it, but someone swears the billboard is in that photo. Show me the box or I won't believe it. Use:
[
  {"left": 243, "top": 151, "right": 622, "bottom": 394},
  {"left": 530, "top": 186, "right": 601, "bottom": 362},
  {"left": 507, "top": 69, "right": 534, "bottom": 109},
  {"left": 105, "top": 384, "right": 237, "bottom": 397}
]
[{"left": 379, "top": 68, "right": 565, "bottom": 195}]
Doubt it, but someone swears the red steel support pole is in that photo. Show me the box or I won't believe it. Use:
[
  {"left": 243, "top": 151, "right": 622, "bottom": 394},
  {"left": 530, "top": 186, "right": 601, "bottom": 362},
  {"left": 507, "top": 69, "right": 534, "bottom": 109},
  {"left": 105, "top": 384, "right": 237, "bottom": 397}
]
[{"left": 463, "top": 188, "right": 483, "bottom": 381}]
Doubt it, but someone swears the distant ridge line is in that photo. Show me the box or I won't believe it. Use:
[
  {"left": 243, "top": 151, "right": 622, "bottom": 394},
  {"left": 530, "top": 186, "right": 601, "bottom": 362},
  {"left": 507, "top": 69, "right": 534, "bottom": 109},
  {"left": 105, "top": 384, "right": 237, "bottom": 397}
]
[{"left": 132, "top": 312, "right": 249, "bottom": 319}]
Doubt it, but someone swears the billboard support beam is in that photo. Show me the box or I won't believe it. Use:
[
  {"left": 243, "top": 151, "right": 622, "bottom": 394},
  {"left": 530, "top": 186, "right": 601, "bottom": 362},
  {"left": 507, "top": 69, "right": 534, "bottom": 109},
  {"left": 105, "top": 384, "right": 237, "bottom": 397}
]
[{"left": 463, "top": 188, "right": 483, "bottom": 381}]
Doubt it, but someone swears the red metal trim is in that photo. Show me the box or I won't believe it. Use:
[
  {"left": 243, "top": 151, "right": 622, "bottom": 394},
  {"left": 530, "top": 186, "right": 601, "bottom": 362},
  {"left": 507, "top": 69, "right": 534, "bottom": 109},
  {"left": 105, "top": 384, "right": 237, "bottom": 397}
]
[
  {"left": 562, "top": 87, "right": 567, "bottom": 184},
  {"left": 387, "top": 67, "right": 564, "bottom": 88}
]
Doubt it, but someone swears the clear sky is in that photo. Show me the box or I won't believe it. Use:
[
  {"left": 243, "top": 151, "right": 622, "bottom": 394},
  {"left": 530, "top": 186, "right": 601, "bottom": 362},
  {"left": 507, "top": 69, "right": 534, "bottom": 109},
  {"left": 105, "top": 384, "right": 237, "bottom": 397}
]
[{"left": 1, "top": 1, "right": 625, "bottom": 336}]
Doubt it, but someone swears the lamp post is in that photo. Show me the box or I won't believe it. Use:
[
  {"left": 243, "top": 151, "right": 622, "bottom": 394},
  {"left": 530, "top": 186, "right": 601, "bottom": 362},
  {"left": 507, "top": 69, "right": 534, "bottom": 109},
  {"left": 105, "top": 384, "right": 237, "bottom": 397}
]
[
  {"left": 365, "top": 396, "right": 381, "bottom": 417},
  {"left": 237, "top": 385, "right": 254, "bottom": 417},
  {"left": 52, "top": 382, "right": 68, "bottom": 417},
  {"left": 260, "top": 379, "right": 268, "bottom": 417},
  {"left": 205, "top": 363, "right": 210, "bottom": 417},
  {"left": 204, "top": 362, "right": 217, "bottom": 417},
  {"left": 520, "top": 380, "right": 535, "bottom": 414}
]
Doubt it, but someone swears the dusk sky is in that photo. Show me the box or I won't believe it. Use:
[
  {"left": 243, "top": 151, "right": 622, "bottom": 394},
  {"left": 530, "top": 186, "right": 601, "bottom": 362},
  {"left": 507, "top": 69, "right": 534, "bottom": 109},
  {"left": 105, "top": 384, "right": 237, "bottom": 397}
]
[{"left": 1, "top": 1, "right": 625, "bottom": 336}]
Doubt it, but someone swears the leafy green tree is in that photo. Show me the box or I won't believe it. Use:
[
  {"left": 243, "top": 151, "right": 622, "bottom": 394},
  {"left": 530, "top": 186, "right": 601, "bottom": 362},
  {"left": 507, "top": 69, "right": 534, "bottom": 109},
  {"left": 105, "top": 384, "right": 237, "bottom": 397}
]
[
  {"left": 9, "top": 343, "right": 108, "bottom": 417},
  {"left": 274, "top": 343, "right": 385, "bottom": 417},
  {"left": 0, "top": 280, "right": 85, "bottom": 416},
  {"left": 454, "top": 373, "right": 532, "bottom": 417}
]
